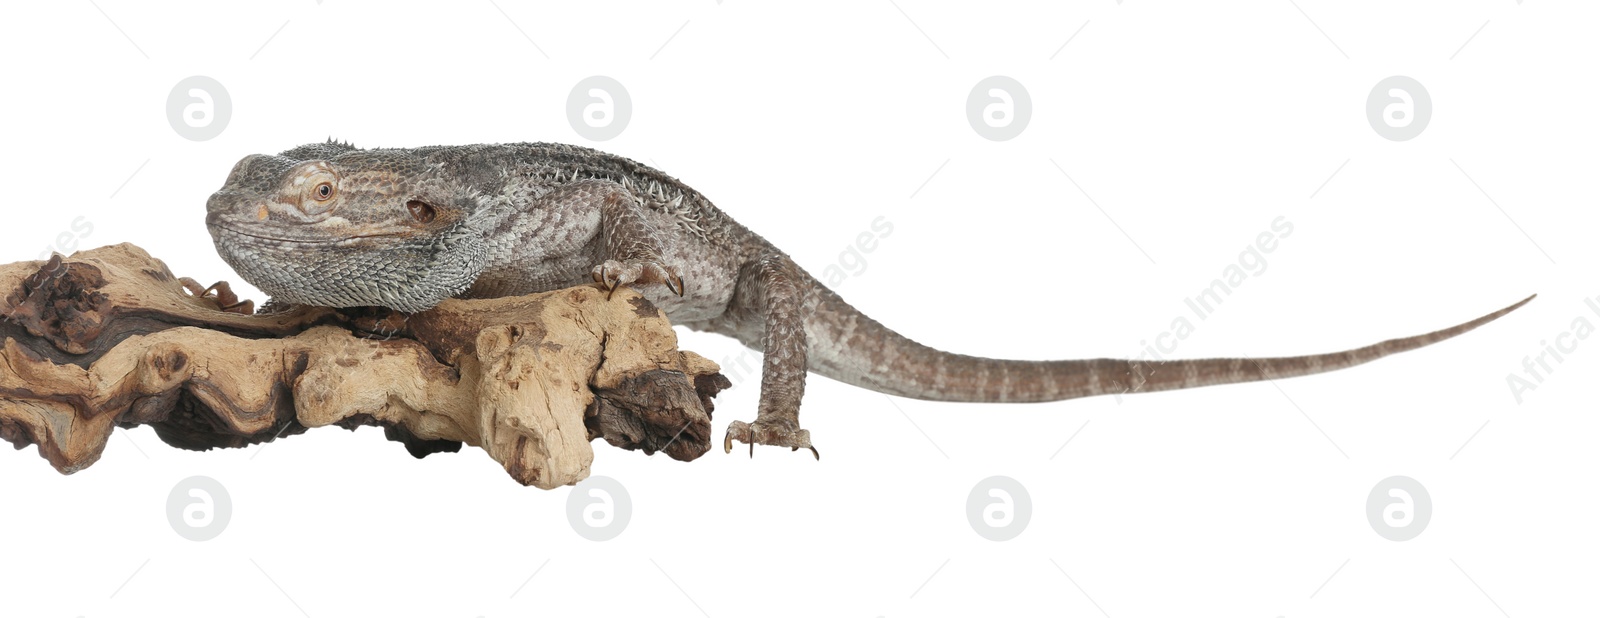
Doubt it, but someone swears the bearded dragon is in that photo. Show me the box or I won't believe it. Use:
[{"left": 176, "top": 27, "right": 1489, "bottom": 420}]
[{"left": 205, "top": 140, "right": 1531, "bottom": 458}]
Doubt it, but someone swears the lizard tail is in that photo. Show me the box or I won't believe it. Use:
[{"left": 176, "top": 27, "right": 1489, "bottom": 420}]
[{"left": 803, "top": 289, "right": 1534, "bottom": 403}]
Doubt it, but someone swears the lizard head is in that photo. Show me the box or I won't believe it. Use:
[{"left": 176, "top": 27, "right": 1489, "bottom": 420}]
[{"left": 206, "top": 141, "right": 501, "bottom": 313}]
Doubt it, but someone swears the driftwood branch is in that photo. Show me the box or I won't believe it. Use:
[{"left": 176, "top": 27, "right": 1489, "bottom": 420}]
[{"left": 0, "top": 244, "right": 728, "bottom": 489}]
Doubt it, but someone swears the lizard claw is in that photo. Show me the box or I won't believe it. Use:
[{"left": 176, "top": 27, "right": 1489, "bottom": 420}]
[
  {"left": 723, "top": 419, "right": 818, "bottom": 460},
  {"left": 180, "top": 278, "right": 256, "bottom": 315},
  {"left": 591, "top": 259, "right": 685, "bottom": 300},
  {"left": 591, "top": 264, "right": 618, "bottom": 300}
]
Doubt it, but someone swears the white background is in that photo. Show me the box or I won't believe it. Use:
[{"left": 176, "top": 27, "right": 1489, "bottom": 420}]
[{"left": 1, "top": 1, "right": 1595, "bottom": 616}]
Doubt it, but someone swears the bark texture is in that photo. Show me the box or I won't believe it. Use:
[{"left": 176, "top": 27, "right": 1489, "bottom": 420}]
[{"left": 0, "top": 244, "right": 727, "bottom": 489}]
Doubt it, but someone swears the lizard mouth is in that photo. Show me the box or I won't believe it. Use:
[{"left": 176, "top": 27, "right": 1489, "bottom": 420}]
[{"left": 211, "top": 224, "right": 402, "bottom": 245}]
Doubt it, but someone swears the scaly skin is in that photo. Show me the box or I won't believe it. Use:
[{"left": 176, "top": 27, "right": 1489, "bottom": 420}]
[{"left": 206, "top": 140, "right": 1533, "bottom": 457}]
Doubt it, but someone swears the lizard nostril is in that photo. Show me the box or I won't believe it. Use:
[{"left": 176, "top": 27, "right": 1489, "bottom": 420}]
[{"left": 256, "top": 204, "right": 269, "bottom": 220}]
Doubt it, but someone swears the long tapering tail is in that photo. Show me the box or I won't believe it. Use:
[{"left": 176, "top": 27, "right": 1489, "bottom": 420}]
[{"left": 803, "top": 288, "right": 1533, "bottom": 403}]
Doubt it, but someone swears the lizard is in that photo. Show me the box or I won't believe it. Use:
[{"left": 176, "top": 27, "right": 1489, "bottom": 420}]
[{"left": 205, "top": 140, "right": 1532, "bottom": 458}]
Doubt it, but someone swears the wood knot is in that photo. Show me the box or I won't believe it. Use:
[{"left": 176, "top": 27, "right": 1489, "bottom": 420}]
[
  {"left": 627, "top": 295, "right": 661, "bottom": 318},
  {"left": 2, "top": 256, "right": 111, "bottom": 354},
  {"left": 147, "top": 346, "right": 189, "bottom": 378}
]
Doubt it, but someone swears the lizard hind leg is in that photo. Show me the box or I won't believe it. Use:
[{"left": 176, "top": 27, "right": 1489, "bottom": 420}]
[{"left": 723, "top": 255, "right": 819, "bottom": 459}]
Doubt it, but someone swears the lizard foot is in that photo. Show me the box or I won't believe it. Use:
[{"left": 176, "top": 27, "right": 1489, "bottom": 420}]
[
  {"left": 591, "top": 259, "right": 684, "bottom": 299},
  {"left": 723, "top": 419, "right": 819, "bottom": 460}
]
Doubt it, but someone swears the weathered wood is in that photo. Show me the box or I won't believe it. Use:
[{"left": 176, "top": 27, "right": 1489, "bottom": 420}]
[{"left": 0, "top": 244, "right": 728, "bottom": 489}]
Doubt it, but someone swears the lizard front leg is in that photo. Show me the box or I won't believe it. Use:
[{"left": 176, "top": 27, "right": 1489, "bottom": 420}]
[
  {"left": 723, "top": 255, "right": 819, "bottom": 459},
  {"left": 590, "top": 186, "right": 684, "bottom": 299}
]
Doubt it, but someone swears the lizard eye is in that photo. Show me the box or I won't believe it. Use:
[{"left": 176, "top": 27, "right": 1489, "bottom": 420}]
[
  {"left": 313, "top": 182, "right": 335, "bottom": 201},
  {"left": 406, "top": 200, "right": 436, "bottom": 223}
]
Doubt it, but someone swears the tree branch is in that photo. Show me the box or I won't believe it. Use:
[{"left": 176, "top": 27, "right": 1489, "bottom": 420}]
[{"left": 0, "top": 244, "right": 728, "bottom": 489}]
